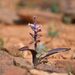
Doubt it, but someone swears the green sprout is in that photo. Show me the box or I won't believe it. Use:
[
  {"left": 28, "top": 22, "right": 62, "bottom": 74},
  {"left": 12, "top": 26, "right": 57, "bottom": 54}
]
[
  {"left": 47, "top": 25, "right": 59, "bottom": 37},
  {"left": 50, "top": 2, "right": 60, "bottom": 13}
]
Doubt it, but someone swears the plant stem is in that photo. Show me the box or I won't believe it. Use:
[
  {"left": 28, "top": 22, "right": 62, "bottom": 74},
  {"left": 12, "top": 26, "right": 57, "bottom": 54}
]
[
  {"left": 33, "top": 16, "right": 38, "bottom": 51},
  {"left": 32, "top": 17, "right": 38, "bottom": 66},
  {"left": 34, "top": 31, "right": 37, "bottom": 51}
]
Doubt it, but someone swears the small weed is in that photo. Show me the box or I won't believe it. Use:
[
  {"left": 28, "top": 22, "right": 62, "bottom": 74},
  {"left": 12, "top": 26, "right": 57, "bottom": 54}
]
[
  {"left": 62, "top": 14, "right": 72, "bottom": 24},
  {"left": 47, "top": 29, "right": 59, "bottom": 37},
  {"left": 47, "top": 25, "right": 59, "bottom": 38},
  {"left": 50, "top": 2, "right": 60, "bottom": 13}
]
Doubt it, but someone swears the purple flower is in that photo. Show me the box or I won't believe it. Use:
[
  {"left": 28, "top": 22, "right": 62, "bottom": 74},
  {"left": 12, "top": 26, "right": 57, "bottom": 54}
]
[{"left": 28, "top": 23, "right": 42, "bottom": 32}]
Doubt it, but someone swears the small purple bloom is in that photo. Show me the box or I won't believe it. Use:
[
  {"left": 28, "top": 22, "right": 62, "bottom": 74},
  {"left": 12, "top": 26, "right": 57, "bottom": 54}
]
[{"left": 28, "top": 23, "right": 42, "bottom": 32}]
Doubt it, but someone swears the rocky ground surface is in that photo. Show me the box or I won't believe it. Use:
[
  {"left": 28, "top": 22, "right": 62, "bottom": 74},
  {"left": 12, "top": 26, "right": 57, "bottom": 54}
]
[
  {"left": 0, "top": 9, "right": 75, "bottom": 74},
  {"left": 0, "top": 0, "right": 75, "bottom": 75}
]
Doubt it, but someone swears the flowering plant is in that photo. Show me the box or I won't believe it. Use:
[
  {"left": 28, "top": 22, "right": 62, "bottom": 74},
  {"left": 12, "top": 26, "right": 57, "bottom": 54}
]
[{"left": 19, "top": 16, "right": 71, "bottom": 66}]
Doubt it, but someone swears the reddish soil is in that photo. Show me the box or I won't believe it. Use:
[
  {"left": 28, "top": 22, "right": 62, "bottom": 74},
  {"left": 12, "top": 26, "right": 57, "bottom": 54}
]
[
  {"left": 0, "top": 9, "right": 75, "bottom": 72},
  {"left": 0, "top": 0, "right": 75, "bottom": 75}
]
